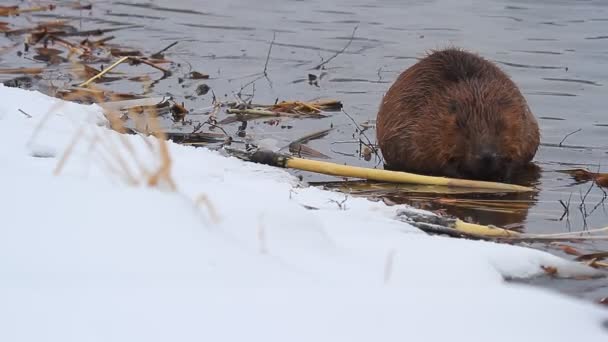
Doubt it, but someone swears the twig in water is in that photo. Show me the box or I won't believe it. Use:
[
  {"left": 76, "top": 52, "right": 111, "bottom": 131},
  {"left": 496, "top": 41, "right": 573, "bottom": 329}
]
[
  {"left": 559, "top": 128, "right": 582, "bottom": 147},
  {"left": 191, "top": 122, "right": 204, "bottom": 134},
  {"left": 238, "top": 32, "right": 276, "bottom": 95},
  {"left": 578, "top": 180, "right": 594, "bottom": 230},
  {"left": 588, "top": 165, "right": 607, "bottom": 216},
  {"left": 589, "top": 190, "right": 607, "bottom": 217},
  {"left": 341, "top": 109, "right": 383, "bottom": 163},
  {"left": 377, "top": 65, "right": 385, "bottom": 82},
  {"left": 330, "top": 147, "right": 358, "bottom": 158},
  {"left": 129, "top": 57, "right": 171, "bottom": 77},
  {"left": 150, "top": 41, "right": 178, "bottom": 59},
  {"left": 313, "top": 25, "right": 358, "bottom": 70},
  {"left": 558, "top": 194, "right": 571, "bottom": 221}
]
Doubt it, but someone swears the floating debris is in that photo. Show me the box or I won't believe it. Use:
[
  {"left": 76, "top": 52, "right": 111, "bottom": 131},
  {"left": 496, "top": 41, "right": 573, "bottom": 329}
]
[
  {"left": 195, "top": 83, "right": 210, "bottom": 96},
  {"left": 224, "top": 99, "right": 342, "bottom": 121},
  {"left": 188, "top": 71, "right": 209, "bottom": 79},
  {"left": 560, "top": 168, "right": 608, "bottom": 188}
]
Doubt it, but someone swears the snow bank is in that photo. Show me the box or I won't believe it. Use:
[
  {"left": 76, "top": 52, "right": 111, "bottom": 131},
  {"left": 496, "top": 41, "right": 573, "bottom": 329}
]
[{"left": 0, "top": 84, "right": 606, "bottom": 341}]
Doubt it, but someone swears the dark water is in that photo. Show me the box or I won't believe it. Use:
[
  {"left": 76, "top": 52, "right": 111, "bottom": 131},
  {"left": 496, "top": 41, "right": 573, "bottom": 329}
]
[{"left": 1, "top": 0, "right": 607, "bottom": 300}]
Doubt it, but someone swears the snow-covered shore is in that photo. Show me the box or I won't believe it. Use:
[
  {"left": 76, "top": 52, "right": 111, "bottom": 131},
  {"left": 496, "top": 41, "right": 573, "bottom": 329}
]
[{"left": 0, "top": 84, "right": 606, "bottom": 341}]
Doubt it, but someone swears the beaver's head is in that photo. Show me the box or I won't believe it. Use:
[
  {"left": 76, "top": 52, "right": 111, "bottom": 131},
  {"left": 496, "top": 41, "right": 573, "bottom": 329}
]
[{"left": 436, "top": 79, "right": 537, "bottom": 181}]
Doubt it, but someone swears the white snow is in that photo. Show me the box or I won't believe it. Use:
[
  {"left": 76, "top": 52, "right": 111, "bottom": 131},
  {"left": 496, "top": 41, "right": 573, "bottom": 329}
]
[{"left": 0, "top": 84, "right": 606, "bottom": 341}]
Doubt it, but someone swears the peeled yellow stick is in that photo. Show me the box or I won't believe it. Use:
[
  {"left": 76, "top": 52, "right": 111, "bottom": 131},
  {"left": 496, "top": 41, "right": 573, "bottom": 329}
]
[
  {"left": 79, "top": 56, "right": 129, "bottom": 87},
  {"left": 285, "top": 156, "right": 534, "bottom": 192},
  {"left": 454, "top": 219, "right": 520, "bottom": 237}
]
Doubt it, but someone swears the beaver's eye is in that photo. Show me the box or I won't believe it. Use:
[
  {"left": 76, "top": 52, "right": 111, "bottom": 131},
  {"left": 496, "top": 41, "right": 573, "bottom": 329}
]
[{"left": 448, "top": 100, "right": 458, "bottom": 114}]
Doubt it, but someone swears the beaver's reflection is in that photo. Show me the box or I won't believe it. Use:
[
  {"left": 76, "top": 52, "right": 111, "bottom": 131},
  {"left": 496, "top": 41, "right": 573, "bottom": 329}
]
[
  {"left": 385, "top": 164, "right": 541, "bottom": 229},
  {"left": 316, "top": 163, "right": 541, "bottom": 230}
]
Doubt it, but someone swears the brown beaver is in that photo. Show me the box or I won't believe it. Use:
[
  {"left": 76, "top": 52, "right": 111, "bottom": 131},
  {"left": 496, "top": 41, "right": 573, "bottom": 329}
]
[{"left": 376, "top": 48, "right": 540, "bottom": 181}]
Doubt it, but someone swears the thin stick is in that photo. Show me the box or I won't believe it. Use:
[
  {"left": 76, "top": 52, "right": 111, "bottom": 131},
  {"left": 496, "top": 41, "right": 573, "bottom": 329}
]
[
  {"left": 559, "top": 128, "right": 582, "bottom": 147},
  {"left": 237, "top": 32, "right": 276, "bottom": 94},
  {"left": 150, "top": 41, "right": 178, "bottom": 58},
  {"left": 262, "top": 32, "right": 275, "bottom": 75},
  {"left": 313, "top": 25, "right": 358, "bottom": 70},
  {"left": 129, "top": 57, "right": 171, "bottom": 75},
  {"left": 18, "top": 109, "right": 32, "bottom": 118},
  {"left": 342, "top": 109, "right": 382, "bottom": 162},
  {"left": 79, "top": 56, "right": 129, "bottom": 87}
]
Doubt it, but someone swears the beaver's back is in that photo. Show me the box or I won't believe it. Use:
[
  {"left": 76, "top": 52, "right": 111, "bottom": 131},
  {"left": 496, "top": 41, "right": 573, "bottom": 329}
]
[{"left": 376, "top": 48, "right": 540, "bottom": 180}]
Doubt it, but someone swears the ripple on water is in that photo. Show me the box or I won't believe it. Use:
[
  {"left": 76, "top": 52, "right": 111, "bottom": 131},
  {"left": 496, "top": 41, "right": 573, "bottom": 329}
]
[
  {"left": 526, "top": 91, "right": 578, "bottom": 97},
  {"left": 329, "top": 78, "right": 389, "bottom": 84},
  {"left": 540, "top": 21, "right": 567, "bottom": 26},
  {"left": 333, "top": 20, "right": 361, "bottom": 24},
  {"left": 114, "top": 2, "right": 213, "bottom": 16},
  {"left": 314, "top": 10, "right": 356, "bottom": 15},
  {"left": 181, "top": 23, "right": 256, "bottom": 31},
  {"left": 526, "top": 37, "right": 559, "bottom": 41},
  {"left": 513, "top": 50, "right": 563, "bottom": 55},
  {"left": 539, "top": 116, "right": 566, "bottom": 121},
  {"left": 106, "top": 12, "right": 165, "bottom": 20},
  {"left": 496, "top": 60, "right": 565, "bottom": 69},
  {"left": 542, "top": 77, "right": 602, "bottom": 86},
  {"left": 482, "top": 15, "right": 524, "bottom": 22},
  {"left": 505, "top": 5, "right": 529, "bottom": 10}
]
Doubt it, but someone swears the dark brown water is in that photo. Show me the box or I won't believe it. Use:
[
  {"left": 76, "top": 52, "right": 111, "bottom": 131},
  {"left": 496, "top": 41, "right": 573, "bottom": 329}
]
[{"left": 1, "top": 0, "right": 607, "bottom": 299}]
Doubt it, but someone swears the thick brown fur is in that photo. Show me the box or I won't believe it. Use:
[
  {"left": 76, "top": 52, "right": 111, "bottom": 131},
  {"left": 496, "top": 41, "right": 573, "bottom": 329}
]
[{"left": 376, "top": 48, "right": 540, "bottom": 181}]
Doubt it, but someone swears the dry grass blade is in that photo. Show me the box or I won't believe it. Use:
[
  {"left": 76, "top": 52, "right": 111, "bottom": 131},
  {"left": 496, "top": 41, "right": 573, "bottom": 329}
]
[
  {"left": 50, "top": 35, "right": 90, "bottom": 56},
  {"left": 56, "top": 88, "right": 106, "bottom": 104},
  {"left": 575, "top": 251, "right": 608, "bottom": 261},
  {"left": 0, "top": 5, "right": 54, "bottom": 16},
  {"left": 195, "top": 194, "right": 220, "bottom": 224},
  {"left": 0, "top": 67, "right": 44, "bottom": 75},
  {"left": 559, "top": 168, "right": 608, "bottom": 188},
  {"left": 226, "top": 108, "right": 282, "bottom": 116},
  {"left": 290, "top": 128, "right": 334, "bottom": 145},
  {"left": 0, "top": 6, "right": 18, "bottom": 17},
  {"left": 286, "top": 127, "right": 334, "bottom": 159},
  {"left": 269, "top": 100, "right": 342, "bottom": 114},
  {"left": 289, "top": 144, "right": 330, "bottom": 159},
  {"left": 145, "top": 112, "right": 176, "bottom": 191},
  {"left": 53, "top": 126, "right": 86, "bottom": 176},
  {"left": 0, "top": 22, "right": 12, "bottom": 33}
]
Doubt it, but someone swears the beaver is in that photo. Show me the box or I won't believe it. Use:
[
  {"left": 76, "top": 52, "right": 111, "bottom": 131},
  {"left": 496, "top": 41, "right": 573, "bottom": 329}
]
[{"left": 376, "top": 48, "right": 540, "bottom": 182}]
